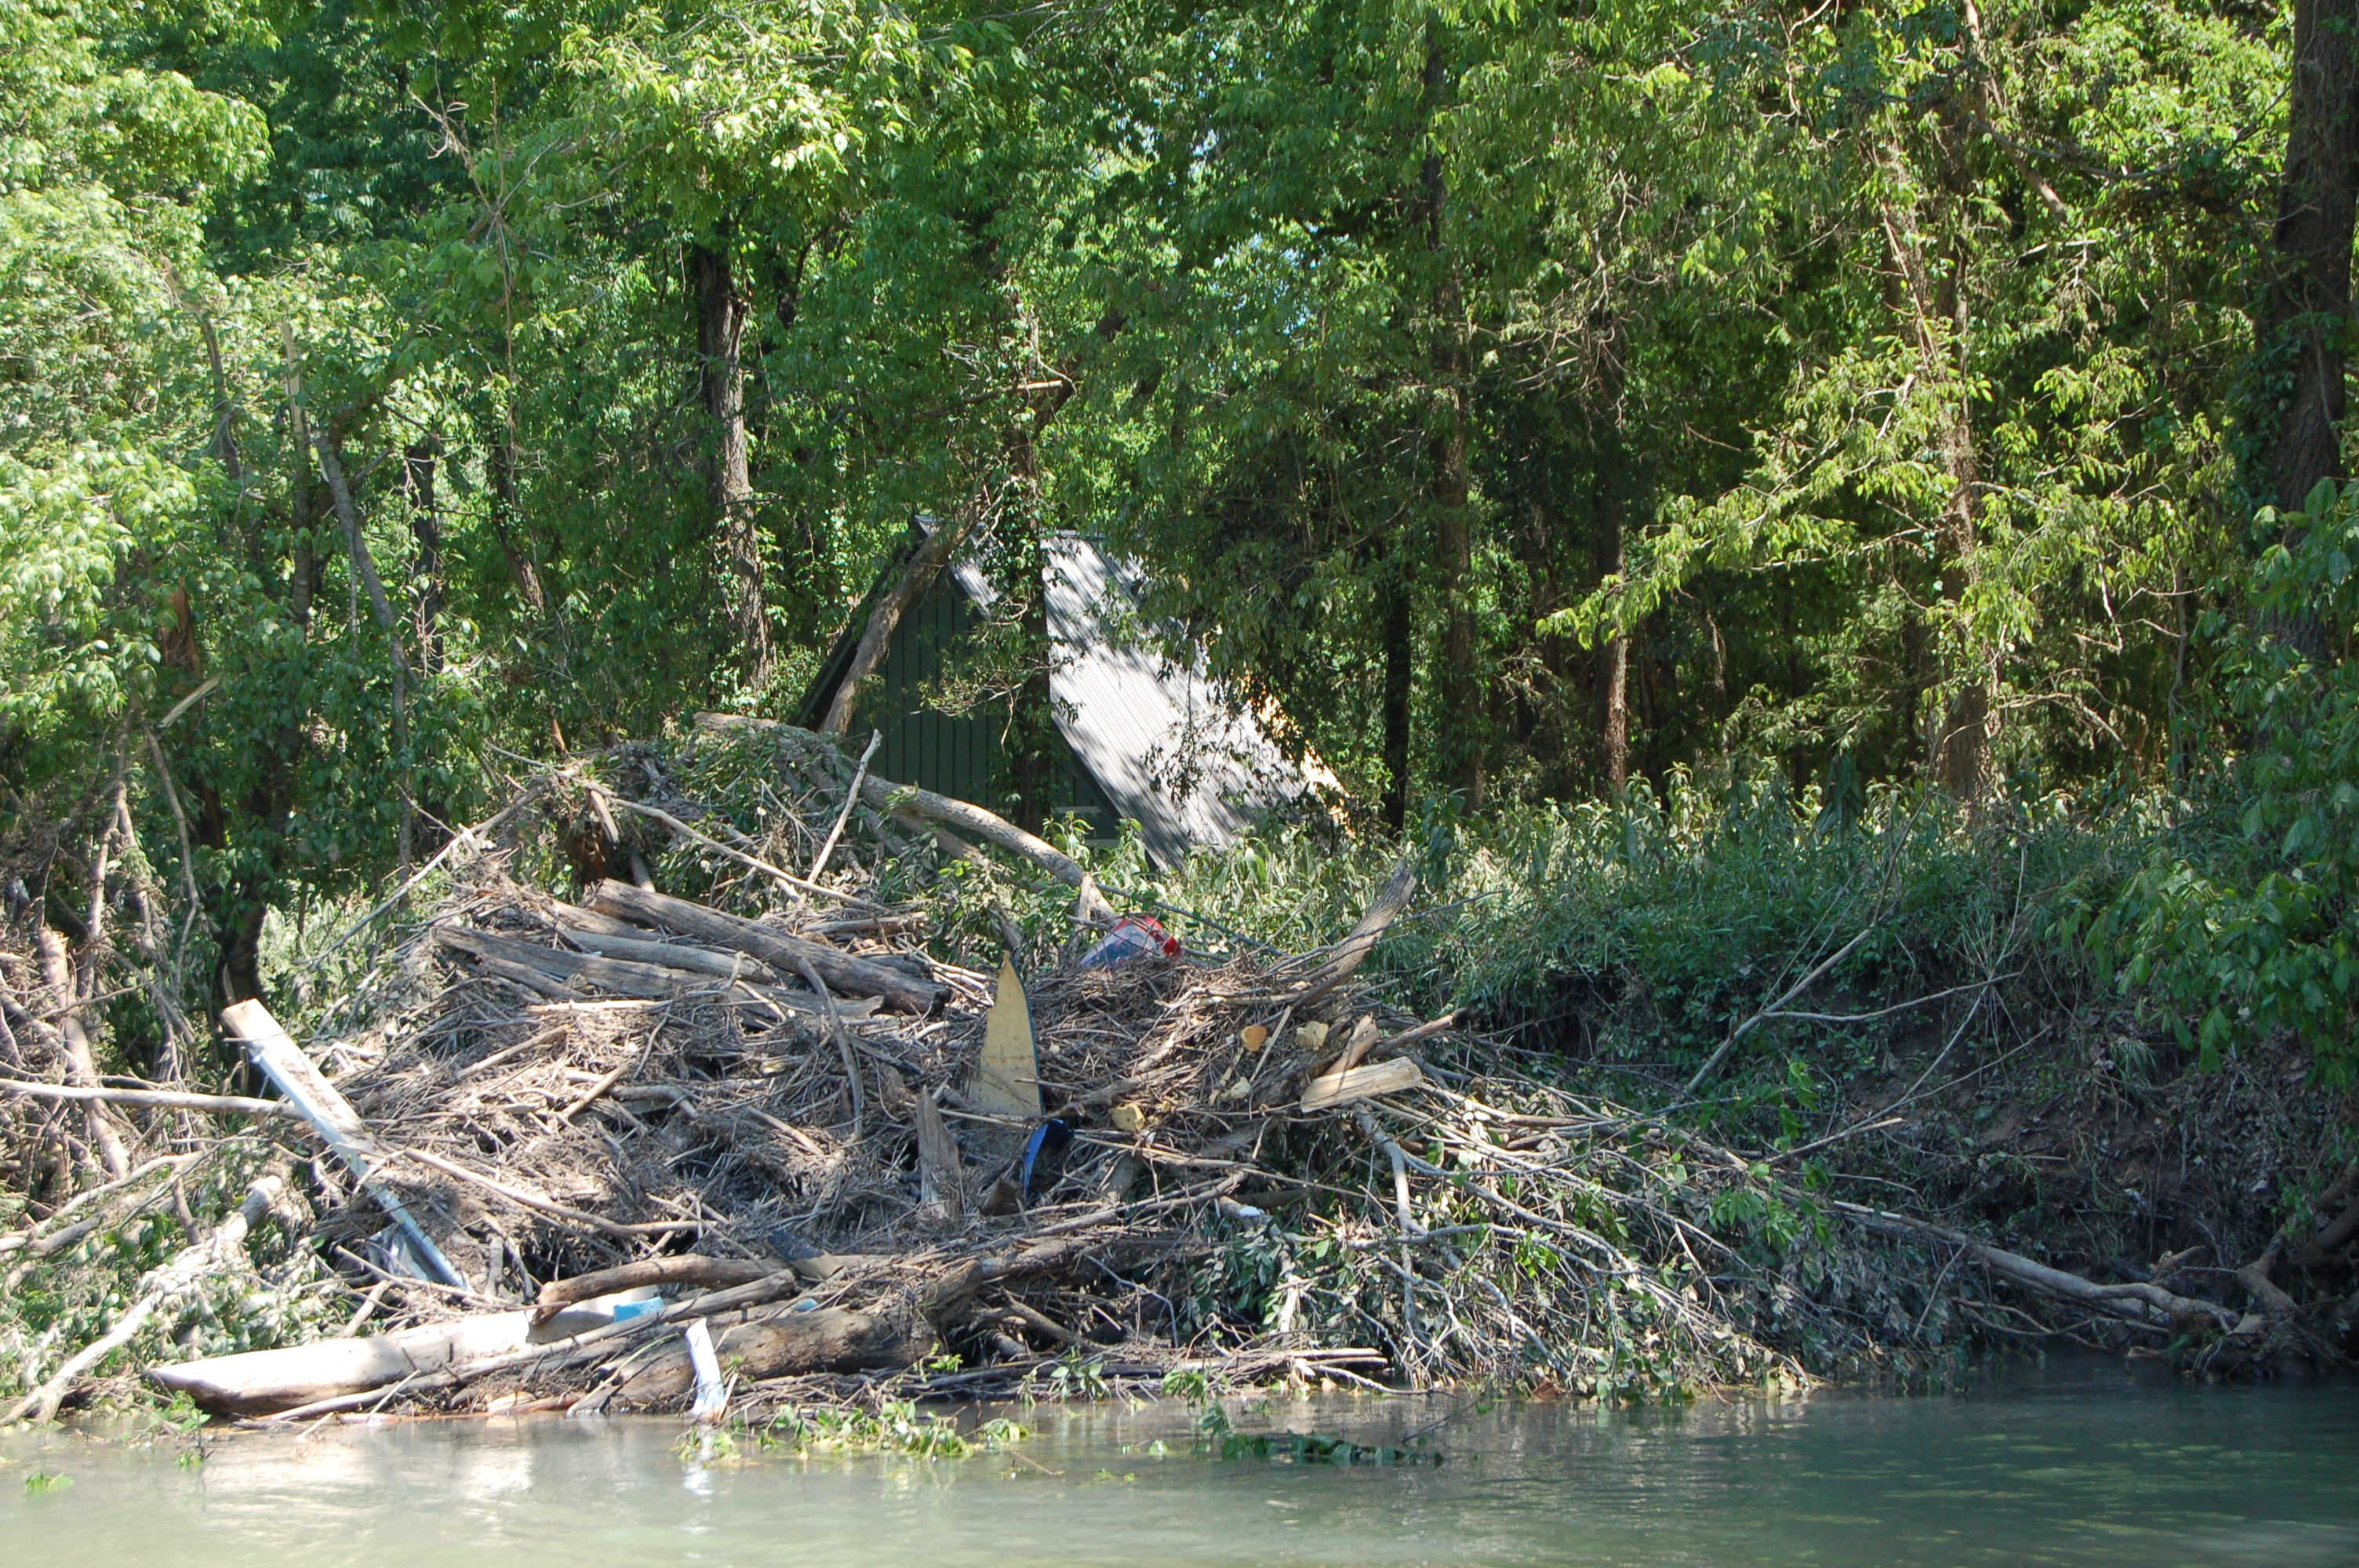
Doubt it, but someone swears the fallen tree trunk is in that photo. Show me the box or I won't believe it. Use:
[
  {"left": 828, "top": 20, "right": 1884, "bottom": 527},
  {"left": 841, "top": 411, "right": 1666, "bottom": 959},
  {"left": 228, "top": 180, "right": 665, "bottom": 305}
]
[
  {"left": 850, "top": 771, "right": 1116, "bottom": 925},
  {"left": 222, "top": 1000, "right": 469, "bottom": 1292},
  {"left": 721, "top": 717, "right": 1117, "bottom": 924},
  {"left": 822, "top": 521, "right": 969, "bottom": 737},
  {"left": 532, "top": 1255, "right": 774, "bottom": 1324},
  {"left": 151, "top": 1309, "right": 541, "bottom": 1416},
  {"left": 548, "top": 920, "right": 785, "bottom": 985},
  {"left": 260, "top": 1264, "right": 830, "bottom": 1421},
  {"left": 585, "top": 880, "right": 946, "bottom": 1014},
  {"left": 603, "top": 1308, "right": 921, "bottom": 1406},
  {"left": 1284, "top": 858, "right": 1416, "bottom": 1007},
  {"left": 435, "top": 924, "right": 736, "bottom": 1000},
  {"left": 1830, "top": 1200, "right": 2237, "bottom": 1331}
]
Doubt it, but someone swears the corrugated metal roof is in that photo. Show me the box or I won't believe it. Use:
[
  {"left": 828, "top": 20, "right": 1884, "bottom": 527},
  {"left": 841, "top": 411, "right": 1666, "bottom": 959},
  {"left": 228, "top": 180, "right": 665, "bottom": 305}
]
[
  {"left": 951, "top": 535, "right": 1307, "bottom": 866},
  {"left": 801, "top": 523, "right": 1312, "bottom": 868}
]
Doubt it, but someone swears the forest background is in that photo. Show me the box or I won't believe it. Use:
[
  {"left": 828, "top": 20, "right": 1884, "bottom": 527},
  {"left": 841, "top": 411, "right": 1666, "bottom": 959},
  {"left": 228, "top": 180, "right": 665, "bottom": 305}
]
[{"left": 5, "top": 0, "right": 2359, "bottom": 1112}]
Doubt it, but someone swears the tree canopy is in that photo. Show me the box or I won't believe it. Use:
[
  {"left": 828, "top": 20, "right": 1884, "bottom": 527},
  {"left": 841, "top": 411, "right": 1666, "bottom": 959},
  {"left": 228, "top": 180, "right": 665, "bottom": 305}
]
[{"left": 4, "top": 0, "right": 2356, "bottom": 1065}]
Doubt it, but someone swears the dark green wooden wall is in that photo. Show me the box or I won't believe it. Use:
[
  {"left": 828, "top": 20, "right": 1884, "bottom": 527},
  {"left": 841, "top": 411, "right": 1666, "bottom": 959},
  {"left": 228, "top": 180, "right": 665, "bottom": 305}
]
[{"left": 865, "top": 575, "right": 1117, "bottom": 833}]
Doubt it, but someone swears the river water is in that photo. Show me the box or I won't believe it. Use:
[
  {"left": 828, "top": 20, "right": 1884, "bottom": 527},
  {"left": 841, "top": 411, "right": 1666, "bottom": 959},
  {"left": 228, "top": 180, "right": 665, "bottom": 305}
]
[{"left": 4, "top": 1365, "right": 2354, "bottom": 1566}]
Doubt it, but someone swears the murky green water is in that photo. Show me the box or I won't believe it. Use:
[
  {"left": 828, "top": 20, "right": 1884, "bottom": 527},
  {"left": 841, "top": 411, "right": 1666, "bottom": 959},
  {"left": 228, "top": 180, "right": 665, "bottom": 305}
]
[{"left": 4, "top": 1367, "right": 2354, "bottom": 1566}]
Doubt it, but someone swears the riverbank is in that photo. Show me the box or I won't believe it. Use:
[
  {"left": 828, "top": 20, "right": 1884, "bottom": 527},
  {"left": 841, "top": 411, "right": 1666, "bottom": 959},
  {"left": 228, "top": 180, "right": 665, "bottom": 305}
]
[{"left": 3, "top": 723, "right": 2352, "bottom": 1425}]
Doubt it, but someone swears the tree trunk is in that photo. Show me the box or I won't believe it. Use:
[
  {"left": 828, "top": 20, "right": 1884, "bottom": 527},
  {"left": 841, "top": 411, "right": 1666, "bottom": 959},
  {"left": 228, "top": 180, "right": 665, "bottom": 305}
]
[
  {"left": 690, "top": 238, "right": 769, "bottom": 687},
  {"left": 1881, "top": 117, "right": 1991, "bottom": 803},
  {"left": 2259, "top": 0, "right": 2359, "bottom": 657},
  {"left": 1379, "top": 554, "right": 1413, "bottom": 833},
  {"left": 1593, "top": 394, "right": 1631, "bottom": 796},
  {"left": 1009, "top": 529, "right": 1055, "bottom": 835},
  {"left": 34, "top": 927, "right": 131, "bottom": 1181},
  {"left": 823, "top": 519, "right": 967, "bottom": 737},
  {"left": 404, "top": 437, "right": 445, "bottom": 673},
  {"left": 281, "top": 326, "right": 321, "bottom": 633},
  {"left": 485, "top": 422, "right": 547, "bottom": 615},
  {"left": 1601, "top": 631, "right": 1629, "bottom": 796},
  {"left": 1422, "top": 26, "right": 1480, "bottom": 807}
]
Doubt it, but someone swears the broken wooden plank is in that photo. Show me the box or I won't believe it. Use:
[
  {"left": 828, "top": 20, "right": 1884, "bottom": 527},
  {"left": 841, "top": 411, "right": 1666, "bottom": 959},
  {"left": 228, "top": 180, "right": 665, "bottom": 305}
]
[
  {"left": 970, "top": 956, "right": 1041, "bottom": 1120},
  {"left": 916, "top": 1087, "right": 967, "bottom": 1220},
  {"left": 220, "top": 1000, "right": 469, "bottom": 1290},
  {"left": 1299, "top": 1057, "right": 1423, "bottom": 1112}
]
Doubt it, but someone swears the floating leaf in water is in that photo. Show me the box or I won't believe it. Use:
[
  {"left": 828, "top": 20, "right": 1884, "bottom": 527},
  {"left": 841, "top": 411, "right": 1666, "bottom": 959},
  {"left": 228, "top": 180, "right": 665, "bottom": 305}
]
[{"left": 24, "top": 1471, "right": 72, "bottom": 1494}]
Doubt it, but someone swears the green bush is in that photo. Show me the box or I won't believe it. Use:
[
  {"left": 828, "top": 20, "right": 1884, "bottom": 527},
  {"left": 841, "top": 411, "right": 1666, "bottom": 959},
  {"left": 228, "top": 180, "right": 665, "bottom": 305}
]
[{"left": 2089, "top": 484, "right": 2359, "bottom": 1078}]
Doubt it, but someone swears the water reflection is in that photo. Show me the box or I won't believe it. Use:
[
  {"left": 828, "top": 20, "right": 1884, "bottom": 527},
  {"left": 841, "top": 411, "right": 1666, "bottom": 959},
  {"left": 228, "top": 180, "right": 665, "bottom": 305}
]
[{"left": 3, "top": 1367, "right": 2354, "bottom": 1567}]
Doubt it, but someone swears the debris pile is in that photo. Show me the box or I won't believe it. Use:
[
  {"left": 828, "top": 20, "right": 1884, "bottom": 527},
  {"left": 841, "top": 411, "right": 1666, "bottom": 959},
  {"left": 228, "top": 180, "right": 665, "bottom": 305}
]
[{"left": 9, "top": 720, "right": 2343, "bottom": 1427}]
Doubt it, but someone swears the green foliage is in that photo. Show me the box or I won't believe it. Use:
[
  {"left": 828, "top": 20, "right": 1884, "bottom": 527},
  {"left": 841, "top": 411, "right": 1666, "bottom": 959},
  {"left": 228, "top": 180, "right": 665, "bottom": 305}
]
[
  {"left": 0, "top": 1145, "right": 337, "bottom": 1409},
  {"left": 1213, "top": 1429, "right": 1438, "bottom": 1465},
  {"left": 2090, "top": 486, "right": 2359, "bottom": 1076},
  {"left": 759, "top": 1399, "right": 1029, "bottom": 1457},
  {"left": 0, "top": 0, "right": 2343, "bottom": 1109},
  {"left": 1023, "top": 1349, "right": 1113, "bottom": 1404}
]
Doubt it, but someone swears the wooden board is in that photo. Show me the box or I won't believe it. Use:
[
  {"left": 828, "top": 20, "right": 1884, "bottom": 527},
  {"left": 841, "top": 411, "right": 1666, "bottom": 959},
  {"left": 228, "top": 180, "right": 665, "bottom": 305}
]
[
  {"left": 969, "top": 957, "right": 1041, "bottom": 1119},
  {"left": 221, "top": 1000, "right": 468, "bottom": 1290},
  {"left": 1299, "top": 1057, "right": 1423, "bottom": 1112}
]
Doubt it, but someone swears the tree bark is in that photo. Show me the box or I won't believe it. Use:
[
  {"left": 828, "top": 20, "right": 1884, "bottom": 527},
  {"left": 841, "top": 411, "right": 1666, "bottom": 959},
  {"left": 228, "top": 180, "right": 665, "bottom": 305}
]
[
  {"left": 486, "top": 418, "right": 546, "bottom": 615},
  {"left": 2259, "top": 0, "right": 2359, "bottom": 657},
  {"left": 1379, "top": 554, "right": 1413, "bottom": 833},
  {"left": 404, "top": 437, "right": 446, "bottom": 673},
  {"left": 281, "top": 325, "right": 322, "bottom": 633},
  {"left": 690, "top": 238, "right": 769, "bottom": 686},
  {"left": 1594, "top": 408, "right": 1630, "bottom": 796},
  {"left": 823, "top": 517, "right": 969, "bottom": 736},
  {"left": 1010, "top": 529, "right": 1056, "bottom": 834},
  {"left": 35, "top": 928, "right": 132, "bottom": 1181},
  {"left": 605, "top": 1308, "right": 921, "bottom": 1407},
  {"left": 1422, "top": 25, "right": 1480, "bottom": 807}
]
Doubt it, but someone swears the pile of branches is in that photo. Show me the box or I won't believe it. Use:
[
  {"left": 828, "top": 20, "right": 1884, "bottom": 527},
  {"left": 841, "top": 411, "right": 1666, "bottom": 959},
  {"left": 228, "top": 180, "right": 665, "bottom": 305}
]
[
  {"left": 5, "top": 721, "right": 2353, "bottom": 1427},
  {"left": 234, "top": 850, "right": 1823, "bottom": 1418}
]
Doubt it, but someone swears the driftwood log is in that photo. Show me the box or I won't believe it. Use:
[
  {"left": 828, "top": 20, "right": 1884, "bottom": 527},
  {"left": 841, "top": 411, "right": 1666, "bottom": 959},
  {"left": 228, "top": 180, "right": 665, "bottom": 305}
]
[
  {"left": 532, "top": 1255, "right": 776, "bottom": 1324},
  {"left": 524, "top": 1250, "right": 888, "bottom": 1327},
  {"left": 585, "top": 880, "right": 946, "bottom": 1013},
  {"left": 602, "top": 1308, "right": 921, "bottom": 1406},
  {"left": 151, "top": 1309, "right": 541, "bottom": 1416},
  {"left": 550, "top": 922, "right": 784, "bottom": 985},
  {"left": 1830, "top": 1201, "right": 2241, "bottom": 1332},
  {"left": 435, "top": 925, "right": 750, "bottom": 1002}
]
